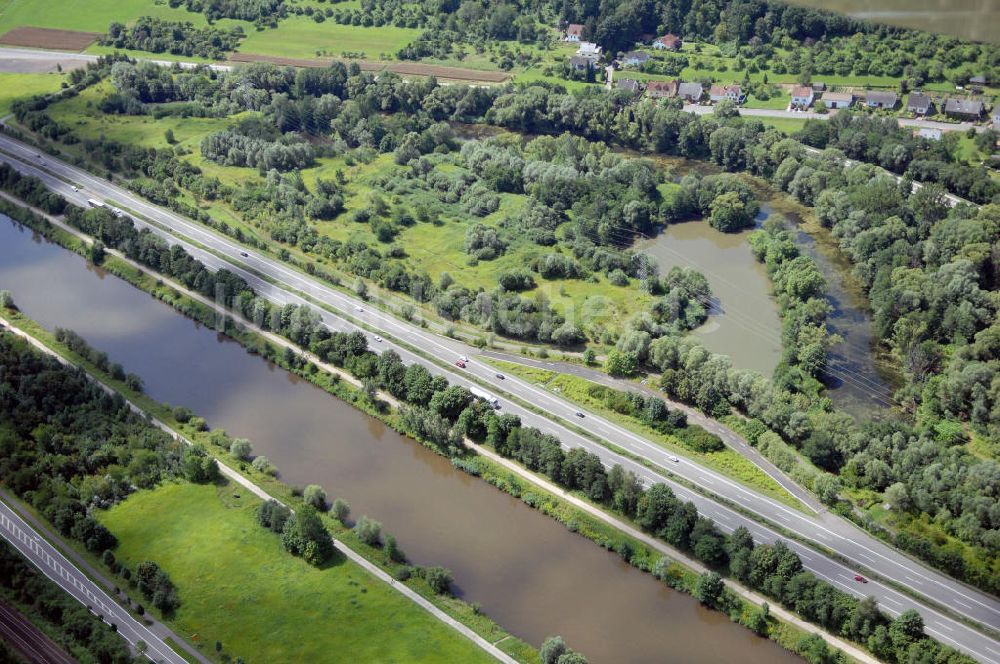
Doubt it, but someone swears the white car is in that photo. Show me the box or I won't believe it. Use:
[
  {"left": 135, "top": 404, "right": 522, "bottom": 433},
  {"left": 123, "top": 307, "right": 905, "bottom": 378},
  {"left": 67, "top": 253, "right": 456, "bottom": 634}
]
[
  {"left": 374, "top": 336, "right": 382, "bottom": 343},
  {"left": 669, "top": 456, "right": 680, "bottom": 463},
  {"left": 71, "top": 186, "right": 79, "bottom": 192},
  {"left": 355, "top": 306, "right": 363, "bottom": 312}
]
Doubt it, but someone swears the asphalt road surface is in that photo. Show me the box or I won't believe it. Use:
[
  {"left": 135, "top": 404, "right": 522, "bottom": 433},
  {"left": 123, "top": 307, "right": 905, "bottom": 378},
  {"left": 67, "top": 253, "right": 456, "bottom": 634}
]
[
  {"left": 1, "top": 136, "right": 999, "bottom": 663},
  {"left": 0, "top": 501, "right": 187, "bottom": 664}
]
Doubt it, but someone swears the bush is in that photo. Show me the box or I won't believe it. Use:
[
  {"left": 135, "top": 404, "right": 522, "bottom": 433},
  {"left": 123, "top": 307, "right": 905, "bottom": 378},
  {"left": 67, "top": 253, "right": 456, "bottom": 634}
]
[
  {"left": 331, "top": 498, "right": 350, "bottom": 524},
  {"left": 303, "top": 484, "right": 328, "bottom": 510},
  {"left": 424, "top": 566, "right": 453, "bottom": 594},
  {"left": 229, "top": 438, "right": 252, "bottom": 460},
  {"left": 675, "top": 427, "right": 724, "bottom": 453},
  {"left": 354, "top": 516, "right": 382, "bottom": 546}
]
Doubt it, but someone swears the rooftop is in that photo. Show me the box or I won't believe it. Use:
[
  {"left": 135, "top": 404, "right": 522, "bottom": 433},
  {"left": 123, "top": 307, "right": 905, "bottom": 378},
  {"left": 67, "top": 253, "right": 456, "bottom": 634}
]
[{"left": 945, "top": 98, "right": 984, "bottom": 114}]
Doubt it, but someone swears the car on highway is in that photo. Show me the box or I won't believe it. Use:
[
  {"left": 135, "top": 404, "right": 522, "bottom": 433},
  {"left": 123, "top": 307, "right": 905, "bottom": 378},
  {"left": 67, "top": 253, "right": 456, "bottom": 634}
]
[
  {"left": 854, "top": 575, "right": 868, "bottom": 583},
  {"left": 71, "top": 185, "right": 79, "bottom": 192},
  {"left": 459, "top": 355, "right": 469, "bottom": 363},
  {"left": 495, "top": 373, "right": 505, "bottom": 380},
  {"left": 455, "top": 360, "right": 466, "bottom": 368},
  {"left": 669, "top": 455, "right": 680, "bottom": 463},
  {"left": 355, "top": 306, "right": 363, "bottom": 312},
  {"left": 575, "top": 411, "right": 585, "bottom": 418},
  {"left": 374, "top": 336, "right": 382, "bottom": 343},
  {"left": 240, "top": 251, "right": 249, "bottom": 257}
]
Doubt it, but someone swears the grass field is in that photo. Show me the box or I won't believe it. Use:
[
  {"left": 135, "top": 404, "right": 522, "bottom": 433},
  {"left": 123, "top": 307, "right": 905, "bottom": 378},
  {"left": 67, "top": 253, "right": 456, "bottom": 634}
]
[
  {"left": 754, "top": 117, "right": 808, "bottom": 135},
  {"left": 0, "top": 0, "right": 243, "bottom": 35},
  {"left": 488, "top": 359, "right": 806, "bottom": 510},
  {"left": 237, "top": 16, "right": 421, "bottom": 60},
  {"left": 0, "top": 71, "right": 66, "bottom": 115},
  {"left": 99, "top": 481, "right": 495, "bottom": 664}
]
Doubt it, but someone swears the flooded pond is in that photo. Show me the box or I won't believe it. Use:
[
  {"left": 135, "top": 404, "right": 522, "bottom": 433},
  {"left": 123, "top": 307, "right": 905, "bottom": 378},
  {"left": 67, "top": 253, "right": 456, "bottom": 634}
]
[{"left": 0, "top": 214, "right": 802, "bottom": 663}]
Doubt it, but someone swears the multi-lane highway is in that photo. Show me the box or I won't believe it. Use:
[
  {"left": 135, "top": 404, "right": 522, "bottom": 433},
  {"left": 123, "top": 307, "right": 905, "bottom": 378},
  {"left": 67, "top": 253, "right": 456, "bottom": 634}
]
[
  {"left": 1, "top": 134, "right": 999, "bottom": 663},
  {"left": 0, "top": 500, "right": 187, "bottom": 664}
]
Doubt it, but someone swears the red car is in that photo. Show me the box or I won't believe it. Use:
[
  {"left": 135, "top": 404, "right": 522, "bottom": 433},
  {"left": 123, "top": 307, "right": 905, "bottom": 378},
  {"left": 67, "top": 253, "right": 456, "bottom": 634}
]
[
  {"left": 455, "top": 360, "right": 466, "bottom": 368},
  {"left": 854, "top": 575, "right": 868, "bottom": 583}
]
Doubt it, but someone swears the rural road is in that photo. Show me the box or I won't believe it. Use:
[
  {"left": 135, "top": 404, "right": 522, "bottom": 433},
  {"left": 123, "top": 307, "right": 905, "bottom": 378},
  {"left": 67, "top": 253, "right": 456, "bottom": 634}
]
[{"left": 1, "top": 135, "right": 999, "bottom": 664}]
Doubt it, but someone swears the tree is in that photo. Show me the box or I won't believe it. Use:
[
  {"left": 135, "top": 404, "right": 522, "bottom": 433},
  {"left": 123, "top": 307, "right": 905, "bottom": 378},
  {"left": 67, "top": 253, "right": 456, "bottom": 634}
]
[
  {"left": 331, "top": 498, "right": 350, "bottom": 524},
  {"left": 164, "top": 128, "right": 176, "bottom": 144},
  {"left": 693, "top": 571, "right": 725, "bottom": 607},
  {"left": 303, "top": 484, "right": 327, "bottom": 510},
  {"left": 354, "top": 516, "right": 382, "bottom": 546},
  {"left": 183, "top": 446, "right": 220, "bottom": 483},
  {"left": 0, "top": 290, "right": 14, "bottom": 309},
  {"left": 605, "top": 348, "right": 638, "bottom": 377},
  {"left": 709, "top": 191, "right": 754, "bottom": 232},
  {"left": 229, "top": 438, "right": 252, "bottom": 460},
  {"left": 384, "top": 534, "right": 404, "bottom": 563},
  {"left": 884, "top": 482, "right": 911, "bottom": 511},
  {"left": 424, "top": 566, "right": 453, "bottom": 594},
  {"left": 812, "top": 474, "right": 840, "bottom": 505},
  {"left": 540, "top": 636, "right": 567, "bottom": 664},
  {"left": 556, "top": 653, "right": 588, "bottom": 664}
]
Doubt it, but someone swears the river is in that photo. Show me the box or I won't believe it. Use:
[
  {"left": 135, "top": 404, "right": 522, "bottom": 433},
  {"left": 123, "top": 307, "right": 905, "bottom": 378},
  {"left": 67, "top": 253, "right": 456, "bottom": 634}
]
[{"left": 0, "top": 215, "right": 802, "bottom": 662}]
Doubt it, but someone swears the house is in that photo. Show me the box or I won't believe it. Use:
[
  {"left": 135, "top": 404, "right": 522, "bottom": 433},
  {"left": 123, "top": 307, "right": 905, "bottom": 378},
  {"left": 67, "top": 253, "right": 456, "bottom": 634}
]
[
  {"left": 907, "top": 93, "right": 933, "bottom": 115},
  {"left": 812, "top": 82, "right": 826, "bottom": 92},
  {"left": 790, "top": 85, "right": 814, "bottom": 107},
  {"left": 616, "top": 78, "right": 642, "bottom": 94},
  {"left": 678, "top": 82, "right": 703, "bottom": 103},
  {"left": 622, "top": 51, "right": 651, "bottom": 67},
  {"left": 653, "top": 34, "right": 682, "bottom": 51},
  {"left": 821, "top": 92, "right": 853, "bottom": 109},
  {"left": 564, "top": 23, "right": 584, "bottom": 42},
  {"left": 917, "top": 127, "right": 942, "bottom": 141},
  {"left": 864, "top": 90, "right": 898, "bottom": 109},
  {"left": 646, "top": 79, "right": 679, "bottom": 99},
  {"left": 569, "top": 56, "right": 592, "bottom": 72},
  {"left": 709, "top": 84, "right": 746, "bottom": 104},
  {"left": 969, "top": 75, "right": 986, "bottom": 86},
  {"left": 944, "top": 98, "right": 984, "bottom": 119},
  {"left": 576, "top": 42, "right": 602, "bottom": 61}
]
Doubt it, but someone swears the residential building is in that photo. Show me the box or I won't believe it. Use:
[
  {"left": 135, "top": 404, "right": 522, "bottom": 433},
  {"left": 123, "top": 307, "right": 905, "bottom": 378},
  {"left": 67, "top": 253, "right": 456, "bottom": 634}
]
[
  {"left": 944, "top": 98, "right": 984, "bottom": 119},
  {"left": 616, "top": 78, "right": 642, "bottom": 94},
  {"left": 917, "top": 127, "right": 942, "bottom": 141},
  {"left": 678, "top": 82, "right": 703, "bottom": 103},
  {"left": 576, "top": 42, "right": 602, "bottom": 61},
  {"left": 646, "top": 79, "right": 679, "bottom": 99},
  {"left": 812, "top": 82, "right": 826, "bottom": 92},
  {"left": 709, "top": 84, "right": 746, "bottom": 104},
  {"left": 569, "top": 56, "right": 593, "bottom": 73},
  {"left": 821, "top": 92, "right": 853, "bottom": 109},
  {"left": 564, "top": 23, "right": 583, "bottom": 42},
  {"left": 969, "top": 75, "right": 986, "bottom": 86},
  {"left": 653, "top": 34, "right": 681, "bottom": 51},
  {"left": 622, "top": 51, "right": 651, "bottom": 67},
  {"left": 907, "top": 93, "right": 933, "bottom": 115},
  {"left": 790, "top": 85, "right": 814, "bottom": 107},
  {"left": 865, "top": 90, "right": 898, "bottom": 109}
]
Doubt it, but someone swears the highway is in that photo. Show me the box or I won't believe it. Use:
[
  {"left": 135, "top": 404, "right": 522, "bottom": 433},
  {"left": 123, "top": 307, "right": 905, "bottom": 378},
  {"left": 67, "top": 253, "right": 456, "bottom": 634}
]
[
  {"left": 0, "top": 500, "right": 187, "bottom": 664},
  {"left": 1, "top": 135, "right": 999, "bottom": 663}
]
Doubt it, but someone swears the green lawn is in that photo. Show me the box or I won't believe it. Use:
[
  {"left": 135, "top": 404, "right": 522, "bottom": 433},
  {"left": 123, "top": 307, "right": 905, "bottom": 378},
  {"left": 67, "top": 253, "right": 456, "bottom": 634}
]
[
  {"left": 0, "top": 71, "right": 67, "bottom": 115},
  {"left": 99, "top": 481, "right": 495, "bottom": 664},
  {"left": 488, "top": 360, "right": 806, "bottom": 510},
  {"left": 0, "top": 0, "right": 241, "bottom": 35},
  {"left": 754, "top": 117, "right": 807, "bottom": 135},
  {"left": 237, "top": 16, "right": 421, "bottom": 59}
]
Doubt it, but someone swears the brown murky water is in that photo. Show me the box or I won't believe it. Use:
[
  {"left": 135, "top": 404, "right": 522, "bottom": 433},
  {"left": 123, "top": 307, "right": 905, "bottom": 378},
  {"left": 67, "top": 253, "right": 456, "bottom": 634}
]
[
  {"left": 638, "top": 216, "right": 783, "bottom": 378},
  {"left": 788, "top": 0, "right": 998, "bottom": 42},
  {"left": 0, "top": 215, "right": 801, "bottom": 663}
]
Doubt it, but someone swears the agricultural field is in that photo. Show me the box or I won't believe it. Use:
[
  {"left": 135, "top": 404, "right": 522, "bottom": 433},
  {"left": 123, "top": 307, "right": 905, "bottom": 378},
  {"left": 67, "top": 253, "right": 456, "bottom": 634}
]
[{"left": 99, "top": 481, "right": 495, "bottom": 664}]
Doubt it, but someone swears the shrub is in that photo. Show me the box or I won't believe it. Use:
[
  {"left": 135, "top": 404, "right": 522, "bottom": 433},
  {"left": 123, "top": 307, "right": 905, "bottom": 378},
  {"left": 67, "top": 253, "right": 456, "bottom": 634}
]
[
  {"left": 303, "top": 484, "right": 328, "bottom": 510},
  {"left": 354, "top": 516, "right": 382, "bottom": 546}
]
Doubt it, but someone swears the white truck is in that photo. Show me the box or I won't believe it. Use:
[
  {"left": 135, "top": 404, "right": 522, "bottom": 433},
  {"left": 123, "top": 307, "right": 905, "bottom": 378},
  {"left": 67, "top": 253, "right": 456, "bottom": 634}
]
[
  {"left": 86, "top": 198, "right": 104, "bottom": 208},
  {"left": 470, "top": 386, "right": 500, "bottom": 410}
]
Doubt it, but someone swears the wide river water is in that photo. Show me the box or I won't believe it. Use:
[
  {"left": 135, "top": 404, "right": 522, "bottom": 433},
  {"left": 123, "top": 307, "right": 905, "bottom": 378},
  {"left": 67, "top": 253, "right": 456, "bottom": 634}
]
[{"left": 0, "top": 215, "right": 804, "bottom": 662}]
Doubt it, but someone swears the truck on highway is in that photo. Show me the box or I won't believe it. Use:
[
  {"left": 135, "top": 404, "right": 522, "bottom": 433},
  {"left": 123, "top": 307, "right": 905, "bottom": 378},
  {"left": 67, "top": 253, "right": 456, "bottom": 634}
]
[
  {"left": 86, "top": 198, "right": 104, "bottom": 208},
  {"left": 470, "top": 386, "right": 500, "bottom": 410}
]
